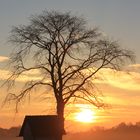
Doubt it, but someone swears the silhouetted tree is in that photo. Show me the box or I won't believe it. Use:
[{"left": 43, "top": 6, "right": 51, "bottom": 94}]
[{"left": 4, "top": 11, "right": 134, "bottom": 136}]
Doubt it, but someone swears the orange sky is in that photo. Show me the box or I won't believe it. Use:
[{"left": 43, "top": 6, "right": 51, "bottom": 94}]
[{"left": 0, "top": 57, "right": 140, "bottom": 132}]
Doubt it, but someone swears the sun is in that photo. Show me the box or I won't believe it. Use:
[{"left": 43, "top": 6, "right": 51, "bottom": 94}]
[{"left": 75, "top": 109, "right": 96, "bottom": 123}]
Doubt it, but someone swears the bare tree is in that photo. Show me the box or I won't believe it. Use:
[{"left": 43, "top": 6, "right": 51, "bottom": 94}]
[{"left": 4, "top": 11, "right": 134, "bottom": 134}]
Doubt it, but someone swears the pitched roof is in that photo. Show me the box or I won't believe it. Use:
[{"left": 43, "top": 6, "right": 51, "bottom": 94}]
[{"left": 19, "top": 115, "right": 65, "bottom": 137}]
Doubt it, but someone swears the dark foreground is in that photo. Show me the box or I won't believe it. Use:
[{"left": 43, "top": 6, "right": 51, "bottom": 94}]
[{"left": 1, "top": 122, "right": 140, "bottom": 140}]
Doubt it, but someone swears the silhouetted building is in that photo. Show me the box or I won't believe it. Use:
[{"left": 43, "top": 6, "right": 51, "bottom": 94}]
[{"left": 19, "top": 115, "right": 65, "bottom": 140}]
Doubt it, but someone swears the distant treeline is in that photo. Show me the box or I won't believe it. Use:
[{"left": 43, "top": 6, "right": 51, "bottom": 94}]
[
  {"left": 93, "top": 122, "right": 140, "bottom": 133},
  {"left": 66, "top": 122, "right": 140, "bottom": 140}
]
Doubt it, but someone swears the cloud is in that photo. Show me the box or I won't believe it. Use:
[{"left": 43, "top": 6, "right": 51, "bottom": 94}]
[
  {"left": 93, "top": 68, "right": 140, "bottom": 91},
  {"left": 126, "top": 64, "right": 140, "bottom": 72},
  {"left": 1, "top": 66, "right": 140, "bottom": 91},
  {"left": 0, "top": 56, "right": 9, "bottom": 62},
  {"left": 1, "top": 65, "right": 140, "bottom": 92},
  {"left": 128, "top": 64, "right": 140, "bottom": 69},
  {"left": 0, "top": 69, "right": 42, "bottom": 82}
]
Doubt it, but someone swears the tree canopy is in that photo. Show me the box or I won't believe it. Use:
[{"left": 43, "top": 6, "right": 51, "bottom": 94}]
[{"left": 4, "top": 10, "right": 134, "bottom": 134}]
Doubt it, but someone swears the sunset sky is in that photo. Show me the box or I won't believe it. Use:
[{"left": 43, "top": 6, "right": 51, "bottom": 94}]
[{"left": 0, "top": 0, "right": 140, "bottom": 132}]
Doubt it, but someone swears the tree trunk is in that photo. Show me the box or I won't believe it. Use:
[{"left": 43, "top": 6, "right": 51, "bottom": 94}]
[{"left": 56, "top": 100, "right": 66, "bottom": 139}]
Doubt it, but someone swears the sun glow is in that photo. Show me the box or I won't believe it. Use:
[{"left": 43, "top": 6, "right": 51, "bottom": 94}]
[{"left": 75, "top": 109, "right": 96, "bottom": 123}]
